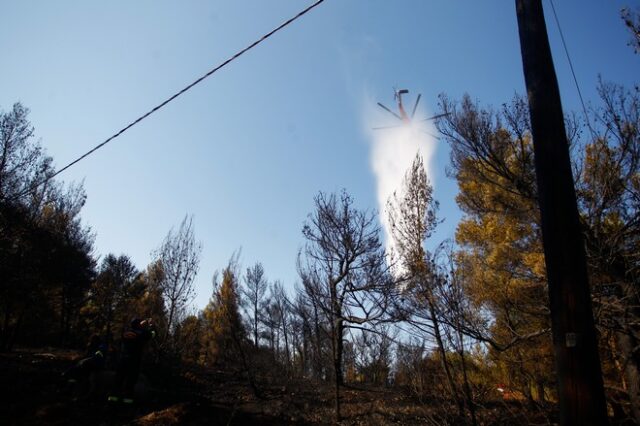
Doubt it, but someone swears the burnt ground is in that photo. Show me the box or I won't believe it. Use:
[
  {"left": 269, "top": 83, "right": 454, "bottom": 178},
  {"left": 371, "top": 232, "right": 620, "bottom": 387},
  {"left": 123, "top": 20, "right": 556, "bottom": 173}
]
[{"left": 0, "top": 348, "right": 550, "bottom": 425}]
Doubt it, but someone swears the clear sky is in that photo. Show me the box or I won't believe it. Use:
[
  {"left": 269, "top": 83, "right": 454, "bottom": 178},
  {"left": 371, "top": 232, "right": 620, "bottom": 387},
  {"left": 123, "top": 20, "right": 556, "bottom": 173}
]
[{"left": 1, "top": 0, "right": 638, "bottom": 310}]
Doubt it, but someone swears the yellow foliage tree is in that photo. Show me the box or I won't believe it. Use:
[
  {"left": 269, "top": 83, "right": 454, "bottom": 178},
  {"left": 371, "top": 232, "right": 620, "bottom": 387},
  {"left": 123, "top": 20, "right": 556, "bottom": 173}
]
[
  {"left": 201, "top": 264, "right": 246, "bottom": 366},
  {"left": 440, "top": 95, "right": 554, "bottom": 403},
  {"left": 439, "top": 81, "right": 640, "bottom": 419}
]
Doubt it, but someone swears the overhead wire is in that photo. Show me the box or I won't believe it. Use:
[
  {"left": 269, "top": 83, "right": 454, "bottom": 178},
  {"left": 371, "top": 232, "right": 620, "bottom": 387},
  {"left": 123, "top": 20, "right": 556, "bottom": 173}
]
[
  {"left": 10, "top": 0, "right": 326, "bottom": 202},
  {"left": 547, "top": 0, "right": 598, "bottom": 141}
]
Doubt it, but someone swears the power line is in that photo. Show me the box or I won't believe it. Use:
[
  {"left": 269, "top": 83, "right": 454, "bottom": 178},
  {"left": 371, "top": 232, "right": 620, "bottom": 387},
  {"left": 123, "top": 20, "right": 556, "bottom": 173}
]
[
  {"left": 11, "top": 0, "right": 326, "bottom": 202},
  {"left": 547, "top": 0, "right": 597, "bottom": 140}
]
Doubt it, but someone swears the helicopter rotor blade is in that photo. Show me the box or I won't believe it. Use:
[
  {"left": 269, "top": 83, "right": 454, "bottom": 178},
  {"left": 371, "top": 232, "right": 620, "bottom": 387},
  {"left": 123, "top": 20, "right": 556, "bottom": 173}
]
[
  {"left": 411, "top": 94, "right": 422, "bottom": 119},
  {"left": 377, "top": 103, "right": 402, "bottom": 120},
  {"left": 421, "top": 112, "right": 451, "bottom": 122},
  {"left": 372, "top": 125, "right": 403, "bottom": 130}
]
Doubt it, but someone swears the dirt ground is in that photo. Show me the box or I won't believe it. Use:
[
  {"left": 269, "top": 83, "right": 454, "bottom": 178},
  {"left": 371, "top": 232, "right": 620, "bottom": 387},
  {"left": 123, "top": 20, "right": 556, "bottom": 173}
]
[{"left": 0, "top": 348, "right": 548, "bottom": 425}]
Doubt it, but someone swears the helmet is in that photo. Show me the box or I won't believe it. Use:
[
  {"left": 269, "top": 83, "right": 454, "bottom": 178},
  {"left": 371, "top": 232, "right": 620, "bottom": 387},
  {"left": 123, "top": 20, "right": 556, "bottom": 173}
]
[{"left": 130, "top": 318, "right": 143, "bottom": 329}]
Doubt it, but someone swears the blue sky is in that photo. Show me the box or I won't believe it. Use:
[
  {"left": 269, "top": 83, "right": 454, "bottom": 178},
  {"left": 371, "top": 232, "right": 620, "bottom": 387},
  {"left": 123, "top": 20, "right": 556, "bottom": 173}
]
[{"left": 1, "top": 0, "right": 638, "bottom": 310}]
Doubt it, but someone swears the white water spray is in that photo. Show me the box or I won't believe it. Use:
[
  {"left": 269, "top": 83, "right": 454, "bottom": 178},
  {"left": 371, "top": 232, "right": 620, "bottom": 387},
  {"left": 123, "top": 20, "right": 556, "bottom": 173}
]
[{"left": 365, "top": 100, "right": 438, "bottom": 261}]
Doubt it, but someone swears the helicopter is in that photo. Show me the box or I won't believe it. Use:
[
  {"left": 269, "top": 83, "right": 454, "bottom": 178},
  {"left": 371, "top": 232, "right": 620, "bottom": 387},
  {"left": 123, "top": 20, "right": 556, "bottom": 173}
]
[{"left": 373, "top": 88, "right": 449, "bottom": 131}]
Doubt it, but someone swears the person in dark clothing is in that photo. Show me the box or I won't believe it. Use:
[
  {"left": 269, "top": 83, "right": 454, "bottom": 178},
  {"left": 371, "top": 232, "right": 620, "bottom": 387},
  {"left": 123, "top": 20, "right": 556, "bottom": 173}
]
[
  {"left": 63, "top": 334, "right": 108, "bottom": 384},
  {"left": 86, "top": 334, "right": 102, "bottom": 357},
  {"left": 108, "top": 318, "right": 155, "bottom": 404}
]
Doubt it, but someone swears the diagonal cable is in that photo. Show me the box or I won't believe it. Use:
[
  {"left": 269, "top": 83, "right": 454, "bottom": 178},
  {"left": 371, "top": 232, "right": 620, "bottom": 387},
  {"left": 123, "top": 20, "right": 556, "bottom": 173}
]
[
  {"left": 11, "top": 0, "right": 325, "bottom": 201},
  {"left": 548, "top": 0, "right": 598, "bottom": 141}
]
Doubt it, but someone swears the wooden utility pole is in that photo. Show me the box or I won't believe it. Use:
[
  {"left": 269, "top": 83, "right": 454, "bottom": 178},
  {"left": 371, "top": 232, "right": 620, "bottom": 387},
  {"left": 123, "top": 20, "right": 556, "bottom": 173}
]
[{"left": 514, "top": 1, "right": 608, "bottom": 424}]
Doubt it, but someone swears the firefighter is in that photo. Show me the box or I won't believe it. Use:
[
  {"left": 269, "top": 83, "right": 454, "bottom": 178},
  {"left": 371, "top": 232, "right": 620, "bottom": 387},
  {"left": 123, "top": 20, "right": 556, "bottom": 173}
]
[
  {"left": 63, "top": 334, "right": 108, "bottom": 384},
  {"left": 107, "top": 318, "right": 155, "bottom": 404}
]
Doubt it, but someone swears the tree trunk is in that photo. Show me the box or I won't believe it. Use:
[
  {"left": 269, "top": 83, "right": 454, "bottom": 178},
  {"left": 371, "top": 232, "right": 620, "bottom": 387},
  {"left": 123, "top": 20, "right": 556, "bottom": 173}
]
[
  {"left": 302, "top": 322, "right": 310, "bottom": 377},
  {"left": 330, "top": 274, "right": 341, "bottom": 418},
  {"left": 282, "top": 314, "right": 291, "bottom": 372},
  {"left": 332, "top": 315, "right": 344, "bottom": 423},
  {"left": 459, "top": 344, "right": 478, "bottom": 426},
  {"left": 253, "top": 304, "right": 259, "bottom": 347},
  {"left": 230, "top": 323, "right": 262, "bottom": 399},
  {"left": 167, "top": 303, "right": 175, "bottom": 340},
  {"left": 313, "top": 303, "right": 323, "bottom": 380},
  {"left": 428, "top": 298, "right": 463, "bottom": 416},
  {"left": 616, "top": 330, "right": 640, "bottom": 422},
  {"left": 616, "top": 276, "right": 640, "bottom": 422}
]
